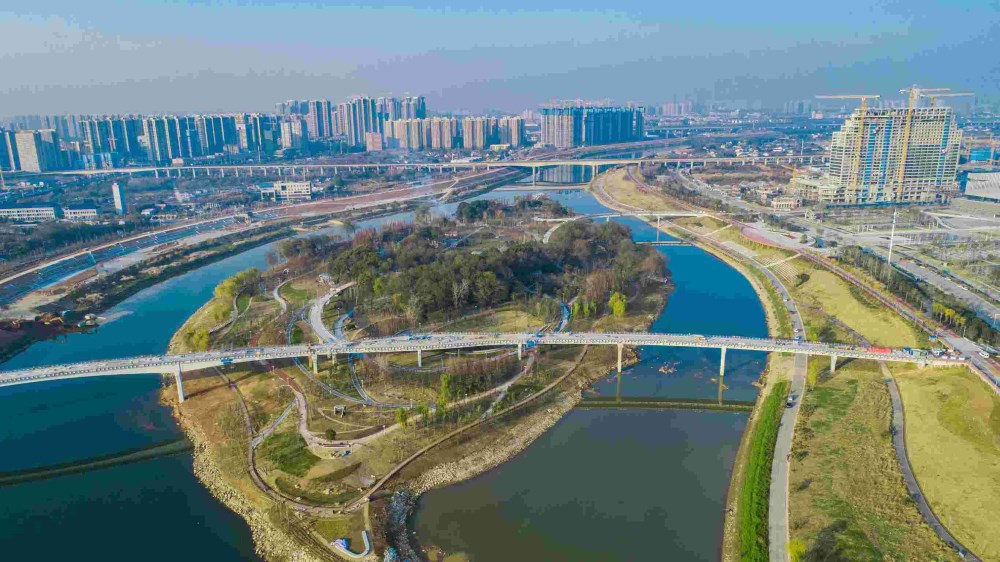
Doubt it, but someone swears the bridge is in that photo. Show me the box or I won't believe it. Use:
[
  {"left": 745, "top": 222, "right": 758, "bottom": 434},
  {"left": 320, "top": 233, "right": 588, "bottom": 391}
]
[
  {"left": 0, "top": 332, "right": 959, "bottom": 403},
  {"left": 17, "top": 154, "right": 828, "bottom": 182}
]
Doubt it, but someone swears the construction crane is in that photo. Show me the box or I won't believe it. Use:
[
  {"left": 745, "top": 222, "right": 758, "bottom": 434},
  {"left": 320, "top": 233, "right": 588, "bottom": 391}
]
[
  {"left": 923, "top": 91, "right": 974, "bottom": 107},
  {"left": 816, "top": 94, "right": 881, "bottom": 190}
]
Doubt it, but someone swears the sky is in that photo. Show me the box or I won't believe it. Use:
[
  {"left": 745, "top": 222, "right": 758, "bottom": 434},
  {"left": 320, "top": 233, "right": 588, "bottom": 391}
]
[{"left": 1, "top": 0, "right": 997, "bottom": 115}]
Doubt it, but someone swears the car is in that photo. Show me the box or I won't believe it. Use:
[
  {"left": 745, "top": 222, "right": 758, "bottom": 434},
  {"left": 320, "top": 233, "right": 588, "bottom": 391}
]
[
  {"left": 978, "top": 351, "right": 990, "bottom": 359},
  {"left": 785, "top": 394, "right": 796, "bottom": 408}
]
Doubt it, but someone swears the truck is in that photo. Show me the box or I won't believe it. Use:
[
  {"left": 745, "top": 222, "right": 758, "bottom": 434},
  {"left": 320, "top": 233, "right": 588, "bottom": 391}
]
[{"left": 868, "top": 346, "right": 892, "bottom": 354}]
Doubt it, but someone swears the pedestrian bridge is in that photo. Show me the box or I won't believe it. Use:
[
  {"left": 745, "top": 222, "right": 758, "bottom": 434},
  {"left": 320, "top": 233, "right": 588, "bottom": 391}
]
[{"left": 0, "top": 332, "right": 960, "bottom": 402}]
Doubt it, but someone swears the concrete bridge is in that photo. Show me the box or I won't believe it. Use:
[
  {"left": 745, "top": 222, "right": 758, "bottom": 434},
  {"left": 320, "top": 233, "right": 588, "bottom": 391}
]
[
  {"left": 17, "top": 154, "right": 828, "bottom": 182},
  {"left": 0, "top": 332, "right": 960, "bottom": 403},
  {"left": 539, "top": 211, "right": 706, "bottom": 243}
]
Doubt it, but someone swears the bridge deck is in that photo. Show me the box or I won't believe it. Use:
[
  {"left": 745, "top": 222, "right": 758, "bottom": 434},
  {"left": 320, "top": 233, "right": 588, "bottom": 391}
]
[{"left": 0, "top": 332, "right": 958, "bottom": 389}]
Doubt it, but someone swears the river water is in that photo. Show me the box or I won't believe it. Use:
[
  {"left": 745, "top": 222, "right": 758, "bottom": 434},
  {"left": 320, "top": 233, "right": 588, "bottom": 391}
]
[
  {"left": 412, "top": 190, "right": 767, "bottom": 561},
  {"left": 0, "top": 187, "right": 766, "bottom": 561}
]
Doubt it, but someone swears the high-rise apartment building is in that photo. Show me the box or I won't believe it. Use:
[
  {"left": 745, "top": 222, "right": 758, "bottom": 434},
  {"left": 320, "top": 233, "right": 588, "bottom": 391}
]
[
  {"left": 0, "top": 129, "right": 19, "bottom": 171},
  {"left": 112, "top": 182, "right": 127, "bottom": 215},
  {"left": 539, "top": 106, "right": 643, "bottom": 148},
  {"left": 808, "top": 106, "right": 963, "bottom": 205},
  {"left": 498, "top": 116, "right": 524, "bottom": 147},
  {"left": 14, "top": 130, "right": 62, "bottom": 172},
  {"left": 280, "top": 119, "right": 308, "bottom": 150}
]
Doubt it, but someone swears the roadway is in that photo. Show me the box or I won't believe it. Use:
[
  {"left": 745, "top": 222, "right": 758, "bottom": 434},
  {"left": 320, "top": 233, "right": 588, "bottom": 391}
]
[{"left": 0, "top": 332, "right": 964, "bottom": 391}]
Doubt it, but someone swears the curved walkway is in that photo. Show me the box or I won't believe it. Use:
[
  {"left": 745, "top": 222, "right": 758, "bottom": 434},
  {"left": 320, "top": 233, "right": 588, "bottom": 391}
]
[{"left": 883, "top": 365, "right": 981, "bottom": 561}]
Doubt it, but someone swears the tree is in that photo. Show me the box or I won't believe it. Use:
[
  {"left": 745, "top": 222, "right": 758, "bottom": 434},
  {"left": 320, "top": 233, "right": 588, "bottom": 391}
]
[
  {"left": 417, "top": 403, "right": 431, "bottom": 426},
  {"left": 324, "top": 428, "right": 337, "bottom": 440},
  {"left": 609, "top": 291, "right": 627, "bottom": 318},
  {"left": 795, "top": 272, "right": 810, "bottom": 287},
  {"left": 395, "top": 408, "right": 409, "bottom": 428}
]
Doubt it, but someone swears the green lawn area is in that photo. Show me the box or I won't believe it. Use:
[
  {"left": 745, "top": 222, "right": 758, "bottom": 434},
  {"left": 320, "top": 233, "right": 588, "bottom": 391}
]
[
  {"left": 789, "top": 360, "right": 956, "bottom": 561},
  {"left": 442, "top": 307, "right": 545, "bottom": 332},
  {"left": 895, "top": 365, "right": 1000, "bottom": 561},
  {"left": 257, "top": 429, "right": 320, "bottom": 477},
  {"left": 789, "top": 266, "right": 925, "bottom": 349},
  {"left": 738, "top": 380, "right": 788, "bottom": 562}
]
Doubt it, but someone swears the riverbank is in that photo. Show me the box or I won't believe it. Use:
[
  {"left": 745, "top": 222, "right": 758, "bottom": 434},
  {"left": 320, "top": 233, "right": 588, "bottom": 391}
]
[
  {"left": 587, "top": 168, "right": 795, "bottom": 561},
  {"left": 169, "top": 396, "right": 339, "bottom": 562}
]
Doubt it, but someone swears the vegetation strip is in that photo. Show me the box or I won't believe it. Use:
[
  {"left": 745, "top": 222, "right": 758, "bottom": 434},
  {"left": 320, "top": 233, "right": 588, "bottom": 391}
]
[{"left": 737, "top": 380, "right": 788, "bottom": 562}]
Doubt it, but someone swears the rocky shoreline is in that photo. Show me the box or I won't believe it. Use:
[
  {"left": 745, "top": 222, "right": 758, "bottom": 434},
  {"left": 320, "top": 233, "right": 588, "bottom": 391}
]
[
  {"left": 410, "top": 391, "right": 579, "bottom": 494},
  {"left": 167, "top": 394, "right": 330, "bottom": 562}
]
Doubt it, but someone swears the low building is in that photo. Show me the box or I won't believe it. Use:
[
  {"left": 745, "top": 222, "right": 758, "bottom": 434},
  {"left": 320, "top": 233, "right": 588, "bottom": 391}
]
[
  {"left": 770, "top": 195, "right": 801, "bottom": 210},
  {"left": 63, "top": 207, "right": 99, "bottom": 222},
  {"left": 964, "top": 172, "right": 1000, "bottom": 203},
  {"left": 259, "top": 181, "right": 313, "bottom": 202},
  {"left": 0, "top": 205, "right": 60, "bottom": 222}
]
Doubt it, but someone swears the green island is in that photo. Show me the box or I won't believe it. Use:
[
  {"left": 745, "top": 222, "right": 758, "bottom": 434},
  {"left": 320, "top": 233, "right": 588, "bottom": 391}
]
[{"left": 166, "top": 195, "right": 672, "bottom": 561}]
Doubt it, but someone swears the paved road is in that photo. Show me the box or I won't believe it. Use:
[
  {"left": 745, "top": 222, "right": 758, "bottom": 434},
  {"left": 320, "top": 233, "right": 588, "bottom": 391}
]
[
  {"left": 307, "top": 281, "right": 356, "bottom": 343},
  {"left": 884, "top": 366, "right": 981, "bottom": 561},
  {"left": 758, "top": 256, "right": 808, "bottom": 562}
]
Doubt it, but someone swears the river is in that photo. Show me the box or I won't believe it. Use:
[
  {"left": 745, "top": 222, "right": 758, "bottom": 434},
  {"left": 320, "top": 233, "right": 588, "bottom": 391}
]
[
  {"left": 0, "top": 187, "right": 766, "bottom": 561},
  {"left": 412, "top": 189, "right": 767, "bottom": 561}
]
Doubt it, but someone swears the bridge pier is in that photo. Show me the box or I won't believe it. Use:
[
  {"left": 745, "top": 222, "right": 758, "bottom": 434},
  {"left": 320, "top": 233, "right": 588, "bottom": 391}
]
[
  {"left": 417, "top": 349, "right": 422, "bottom": 368},
  {"left": 617, "top": 343, "right": 624, "bottom": 374},
  {"left": 656, "top": 216, "right": 661, "bottom": 241},
  {"left": 517, "top": 343, "right": 523, "bottom": 361},
  {"left": 310, "top": 353, "right": 318, "bottom": 374},
  {"left": 718, "top": 347, "right": 727, "bottom": 404},
  {"left": 154, "top": 169, "right": 160, "bottom": 179},
  {"left": 830, "top": 355, "right": 837, "bottom": 375},
  {"left": 531, "top": 167, "right": 537, "bottom": 186},
  {"left": 331, "top": 352, "right": 336, "bottom": 366},
  {"left": 173, "top": 364, "right": 185, "bottom": 403}
]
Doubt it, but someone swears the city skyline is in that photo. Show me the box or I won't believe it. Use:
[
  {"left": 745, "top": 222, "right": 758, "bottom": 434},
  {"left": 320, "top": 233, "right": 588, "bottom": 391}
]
[{"left": 2, "top": 1, "right": 997, "bottom": 115}]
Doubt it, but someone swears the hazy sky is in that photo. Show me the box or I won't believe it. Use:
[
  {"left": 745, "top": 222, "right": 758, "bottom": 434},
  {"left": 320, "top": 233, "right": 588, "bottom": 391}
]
[{"left": 1, "top": 0, "right": 997, "bottom": 115}]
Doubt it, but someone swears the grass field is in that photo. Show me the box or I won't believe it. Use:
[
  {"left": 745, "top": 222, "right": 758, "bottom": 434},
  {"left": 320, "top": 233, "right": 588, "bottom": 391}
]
[
  {"left": 791, "top": 267, "right": 924, "bottom": 349},
  {"left": 595, "top": 168, "right": 679, "bottom": 211},
  {"left": 895, "top": 366, "right": 1000, "bottom": 561},
  {"left": 738, "top": 380, "right": 788, "bottom": 562},
  {"left": 789, "top": 360, "right": 956, "bottom": 561},
  {"left": 257, "top": 429, "right": 320, "bottom": 477}
]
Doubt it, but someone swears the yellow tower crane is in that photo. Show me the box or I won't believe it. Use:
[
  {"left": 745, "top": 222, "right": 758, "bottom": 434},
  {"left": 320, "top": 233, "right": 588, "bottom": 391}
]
[
  {"left": 816, "top": 94, "right": 881, "bottom": 194},
  {"left": 922, "top": 91, "right": 974, "bottom": 107}
]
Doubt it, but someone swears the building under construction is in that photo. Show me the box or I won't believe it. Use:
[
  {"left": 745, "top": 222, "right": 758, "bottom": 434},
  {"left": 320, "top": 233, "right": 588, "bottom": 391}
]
[{"left": 797, "top": 100, "right": 964, "bottom": 206}]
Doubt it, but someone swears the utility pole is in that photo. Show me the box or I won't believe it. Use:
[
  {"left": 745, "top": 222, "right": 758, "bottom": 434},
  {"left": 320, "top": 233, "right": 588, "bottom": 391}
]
[{"left": 885, "top": 207, "right": 898, "bottom": 280}]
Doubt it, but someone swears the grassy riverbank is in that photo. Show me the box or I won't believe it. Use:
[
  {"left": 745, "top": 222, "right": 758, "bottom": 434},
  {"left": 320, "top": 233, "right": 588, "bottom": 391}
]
[
  {"left": 894, "top": 365, "right": 1000, "bottom": 561},
  {"left": 737, "top": 380, "right": 788, "bottom": 562},
  {"left": 789, "top": 360, "right": 957, "bottom": 561}
]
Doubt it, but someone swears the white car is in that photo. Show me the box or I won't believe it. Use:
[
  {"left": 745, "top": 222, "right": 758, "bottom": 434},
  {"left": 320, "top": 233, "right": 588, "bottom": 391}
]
[{"left": 979, "top": 351, "right": 990, "bottom": 359}]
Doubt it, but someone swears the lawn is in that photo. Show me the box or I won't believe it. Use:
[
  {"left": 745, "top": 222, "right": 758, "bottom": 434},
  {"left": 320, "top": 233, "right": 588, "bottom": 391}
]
[
  {"left": 257, "top": 429, "right": 320, "bottom": 477},
  {"left": 788, "top": 360, "right": 956, "bottom": 561},
  {"left": 894, "top": 365, "right": 1000, "bottom": 561},
  {"left": 790, "top": 267, "right": 924, "bottom": 348},
  {"left": 595, "top": 168, "right": 679, "bottom": 211}
]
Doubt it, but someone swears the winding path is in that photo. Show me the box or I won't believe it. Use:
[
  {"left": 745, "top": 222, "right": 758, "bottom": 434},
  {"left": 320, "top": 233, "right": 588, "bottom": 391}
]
[{"left": 883, "top": 364, "right": 981, "bottom": 561}]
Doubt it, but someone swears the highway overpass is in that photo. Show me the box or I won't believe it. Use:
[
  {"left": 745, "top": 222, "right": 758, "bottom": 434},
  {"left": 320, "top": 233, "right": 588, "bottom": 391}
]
[{"left": 0, "top": 331, "right": 959, "bottom": 403}]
